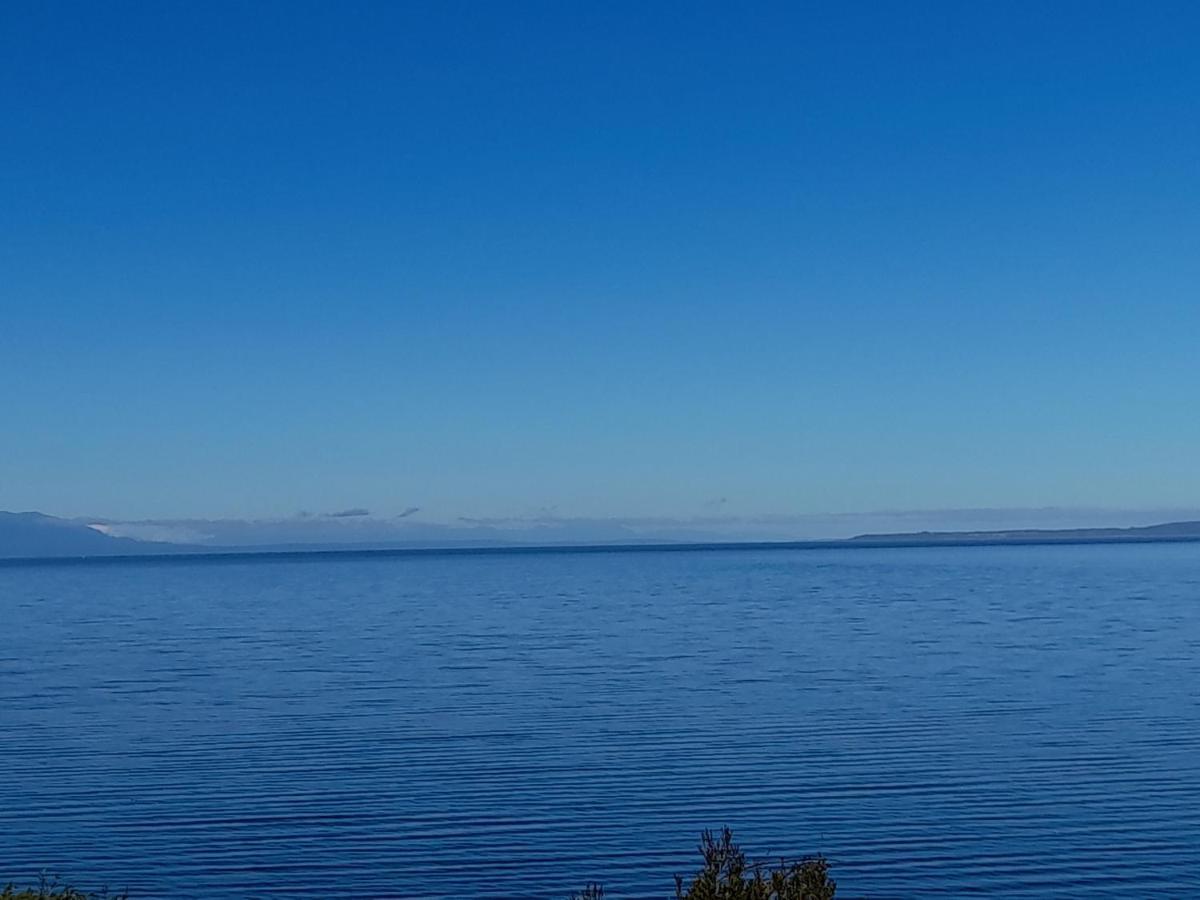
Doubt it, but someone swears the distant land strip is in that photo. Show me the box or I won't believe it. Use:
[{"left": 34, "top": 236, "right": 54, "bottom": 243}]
[{"left": 3, "top": 518, "right": 1200, "bottom": 566}]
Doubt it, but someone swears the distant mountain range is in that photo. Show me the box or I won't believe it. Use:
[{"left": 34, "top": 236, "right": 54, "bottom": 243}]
[
  {"left": 0, "top": 511, "right": 181, "bottom": 558},
  {"left": 3, "top": 510, "right": 1200, "bottom": 560}
]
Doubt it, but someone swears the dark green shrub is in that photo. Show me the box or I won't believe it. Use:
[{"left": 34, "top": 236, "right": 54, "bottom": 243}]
[
  {"left": 673, "top": 828, "right": 835, "bottom": 900},
  {"left": 571, "top": 828, "right": 835, "bottom": 900}
]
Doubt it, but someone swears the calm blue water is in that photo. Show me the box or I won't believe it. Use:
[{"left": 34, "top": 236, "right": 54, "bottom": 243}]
[{"left": 2, "top": 543, "right": 1198, "bottom": 898}]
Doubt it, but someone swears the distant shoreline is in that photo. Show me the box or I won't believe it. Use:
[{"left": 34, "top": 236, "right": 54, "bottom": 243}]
[{"left": 3, "top": 529, "right": 1200, "bottom": 567}]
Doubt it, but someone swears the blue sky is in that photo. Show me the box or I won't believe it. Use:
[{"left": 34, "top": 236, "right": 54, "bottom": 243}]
[{"left": 3, "top": 1, "right": 1198, "bottom": 526}]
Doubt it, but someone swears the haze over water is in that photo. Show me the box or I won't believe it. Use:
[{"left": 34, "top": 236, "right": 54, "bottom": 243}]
[{"left": 2, "top": 542, "right": 1198, "bottom": 898}]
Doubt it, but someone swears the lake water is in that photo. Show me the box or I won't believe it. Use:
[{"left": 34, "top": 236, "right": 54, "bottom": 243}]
[{"left": 2, "top": 543, "right": 1198, "bottom": 898}]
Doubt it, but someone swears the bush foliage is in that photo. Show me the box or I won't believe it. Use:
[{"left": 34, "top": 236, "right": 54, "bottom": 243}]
[
  {"left": 573, "top": 828, "right": 835, "bottom": 900},
  {"left": 1, "top": 875, "right": 126, "bottom": 900},
  {"left": 9, "top": 829, "right": 831, "bottom": 900}
]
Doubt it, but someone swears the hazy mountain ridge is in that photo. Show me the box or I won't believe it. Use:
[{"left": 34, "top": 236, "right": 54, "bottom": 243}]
[
  {"left": 0, "top": 511, "right": 181, "bottom": 558},
  {"left": 848, "top": 521, "right": 1200, "bottom": 543}
]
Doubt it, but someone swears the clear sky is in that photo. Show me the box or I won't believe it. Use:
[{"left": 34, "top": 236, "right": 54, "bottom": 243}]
[{"left": 3, "top": 1, "right": 1198, "bottom": 524}]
